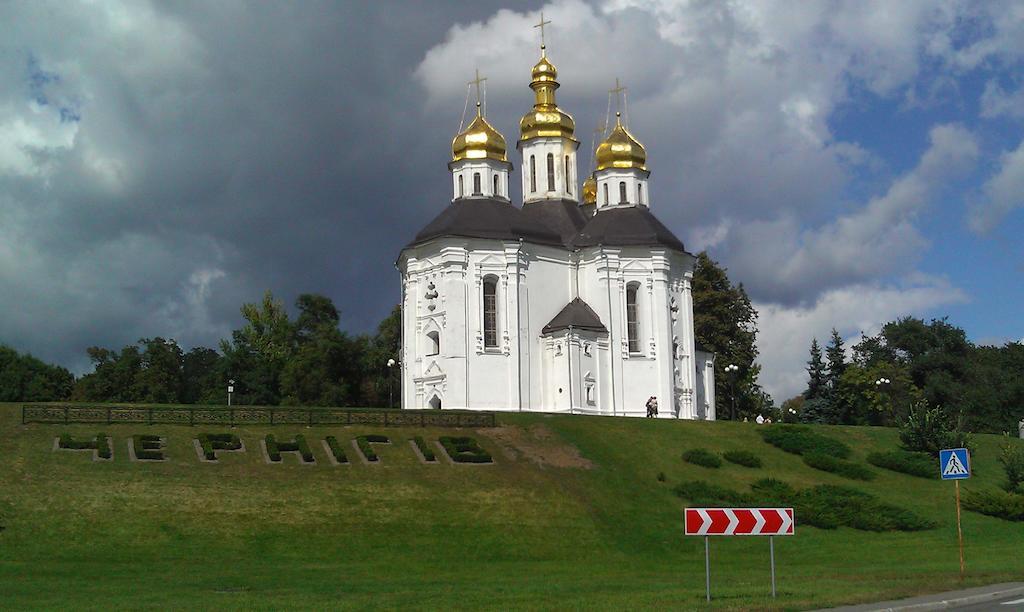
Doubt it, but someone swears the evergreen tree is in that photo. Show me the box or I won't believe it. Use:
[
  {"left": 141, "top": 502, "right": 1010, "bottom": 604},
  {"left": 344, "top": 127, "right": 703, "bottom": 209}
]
[
  {"left": 805, "top": 338, "right": 826, "bottom": 400},
  {"left": 692, "top": 251, "right": 770, "bottom": 419},
  {"left": 825, "top": 328, "right": 847, "bottom": 391}
]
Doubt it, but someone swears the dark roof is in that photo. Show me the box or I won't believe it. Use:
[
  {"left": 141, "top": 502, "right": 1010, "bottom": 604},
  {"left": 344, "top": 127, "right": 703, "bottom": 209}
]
[
  {"left": 405, "top": 198, "right": 686, "bottom": 254},
  {"left": 570, "top": 206, "right": 686, "bottom": 252},
  {"left": 541, "top": 297, "right": 607, "bottom": 334},
  {"left": 407, "top": 197, "right": 563, "bottom": 248},
  {"left": 521, "top": 199, "right": 588, "bottom": 246}
]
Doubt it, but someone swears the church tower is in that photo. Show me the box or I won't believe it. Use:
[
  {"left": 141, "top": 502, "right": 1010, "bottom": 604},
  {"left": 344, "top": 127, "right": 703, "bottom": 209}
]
[
  {"left": 593, "top": 111, "right": 649, "bottom": 209},
  {"left": 518, "top": 42, "right": 580, "bottom": 203},
  {"left": 450, "top": 97, "right": 511, "bottom": 201}
]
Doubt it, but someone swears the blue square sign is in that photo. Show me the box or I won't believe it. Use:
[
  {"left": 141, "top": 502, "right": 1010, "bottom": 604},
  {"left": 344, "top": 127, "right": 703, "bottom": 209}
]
[{"left": 939, "top": 448, "right": 971, "bottom": 480}]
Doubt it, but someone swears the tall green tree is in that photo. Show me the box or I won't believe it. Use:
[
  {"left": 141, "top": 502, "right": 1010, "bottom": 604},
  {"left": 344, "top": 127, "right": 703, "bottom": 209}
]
[
  {"left": 280, "top": 293, "right": 353, "bottom": 406},
  {"left": 805, "top": 338, "right": 826, "bottom": 400},
  {"left": 692, "top": 251, "right": 769, "bottom": 419},
  {"left": 220, "top": 290, "right": 296, "bottom": 405},
  {"left": 825, "top": 328, "right": 847, "bottom": 392}
]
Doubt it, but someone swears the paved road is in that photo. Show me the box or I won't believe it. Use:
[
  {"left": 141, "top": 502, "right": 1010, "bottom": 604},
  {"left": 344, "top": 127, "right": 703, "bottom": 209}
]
[
  {"left": 952, "top": 593, "right": 1024, "bottom": 611},
  {"left": 823, "top": 583, "right": 1024, "bottom": 611}
]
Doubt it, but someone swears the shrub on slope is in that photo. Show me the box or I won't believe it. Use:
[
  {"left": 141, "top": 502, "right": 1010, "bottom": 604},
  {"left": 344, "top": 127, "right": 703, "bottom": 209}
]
[
  {"left": 682, "top": 448, "right": 722, "bottom": 468},
  {"left": 675, "top": 478, "right": 934, "bottom": 531},
  {"left": 866, "top": 450, "right": 934, "bottom": 478},
  {"left": 760, "top": 424, "right": 850, "bottom": 459}
]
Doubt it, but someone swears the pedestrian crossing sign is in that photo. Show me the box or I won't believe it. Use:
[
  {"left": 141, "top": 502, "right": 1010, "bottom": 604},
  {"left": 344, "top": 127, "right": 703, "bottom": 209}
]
[{"left": 939, "top": 448, "right": 971, "bottom": 480}]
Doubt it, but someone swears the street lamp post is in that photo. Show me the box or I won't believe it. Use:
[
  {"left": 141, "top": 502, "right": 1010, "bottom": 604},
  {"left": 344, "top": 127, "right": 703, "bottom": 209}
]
[
  {"left": 387, "top": 359, "right": 396, "bottom": 409},
  {"left": 724, "top": 364, "right": 739, "bottom": 420},
  {"left": 227, "top": 379, "right": 235, "bottom": 407},
  {"left": 875, "top": 377, "right": 891, "bottom": 422}
]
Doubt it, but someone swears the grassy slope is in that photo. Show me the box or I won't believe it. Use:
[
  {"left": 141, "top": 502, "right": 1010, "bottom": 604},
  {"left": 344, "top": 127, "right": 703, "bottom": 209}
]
[{"left": 1, "top": 403, "right": 1021, "bottom": 611}]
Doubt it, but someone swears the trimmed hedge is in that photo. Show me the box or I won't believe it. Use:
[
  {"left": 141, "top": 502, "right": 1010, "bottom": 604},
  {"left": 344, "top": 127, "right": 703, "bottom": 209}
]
[
  {"left": 438, "top": 436, "right": 492, "bottom": 463},
  {"left": 197, "top": 433, "right": 241, "bottom": 461},
  {"left": 682, "top": 448, "right": 722, "bottom": 468},
  {"left": 266, "top": 434, "right": 314, "bottom": 463},
  {"left": 866, "top": 450, "right": 935, "bottom": 479},
  {"left": 723, "top": 449, "right": 762, "bottom": 468},
  {"left": 412, "top": 436, "right": 436, "bottom": 462},
  {"left": 760, "top": 424, "right": 851, "bottom": 459},
  {"left": 132, "top": 434, "right": 164, "bottom": 460},
  {"left": 675, "top": 478, "right": 934, "bottom": 531},
  {"left": 325, "top": 436, "right": 348, "bottom": 464},
  {"left": 59, "top": 433, "right": 97, "bottom": 450},
  {"left": 356, "top": 434, "right": 390, "bottom": 462},
  {"left": 803, "top": 453, "right": 876, "bottom": 481},
  {"left": 95, "top": 433, "right": 111, "bottom": 459},
  {"left": 962, "top": 488, "right": 1024, "bottom": 522}
]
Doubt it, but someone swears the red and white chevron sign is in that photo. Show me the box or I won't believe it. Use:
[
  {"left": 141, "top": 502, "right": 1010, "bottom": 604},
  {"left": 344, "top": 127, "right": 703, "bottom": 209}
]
[{"left": 685, "top": 508, "right": 794, "bottom": 536}]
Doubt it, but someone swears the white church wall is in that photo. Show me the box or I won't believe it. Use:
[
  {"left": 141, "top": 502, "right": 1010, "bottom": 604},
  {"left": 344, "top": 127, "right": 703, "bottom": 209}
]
[
  {"left": 520, "top": 245, "right": 575, "bottom": 410},
  {"left": 520, "top": 137, "right": 579, "bottom": 203},
  {"left": 451, "top": 159, "right": 510, "bottom": 201},
  {"left": 594, "top": 168, "right": 649, "bottom": 209}
]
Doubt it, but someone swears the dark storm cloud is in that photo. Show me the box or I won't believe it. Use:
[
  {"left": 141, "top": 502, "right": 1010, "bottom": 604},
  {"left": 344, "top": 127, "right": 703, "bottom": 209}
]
[{"left": 0, "top": 0, "right": 524, "bottom": 371}]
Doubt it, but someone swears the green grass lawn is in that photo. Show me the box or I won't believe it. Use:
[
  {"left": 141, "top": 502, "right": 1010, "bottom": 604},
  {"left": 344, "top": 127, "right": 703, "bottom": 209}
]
[{"left": 2, "top": 403, "right": 1022, "bottom": 610}]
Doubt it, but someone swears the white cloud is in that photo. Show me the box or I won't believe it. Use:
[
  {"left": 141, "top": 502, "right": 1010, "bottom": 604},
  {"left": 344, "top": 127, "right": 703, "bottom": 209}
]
[
  {"left": 729, "top": 123, "right": 978, "bottom": 302},
  {"left": 756, "top": 276, "right": 968, "bottom": 401},
  {"left": 968, "top": 138, "right": 1024, "bottom": 234},
  {"left": 980, "top": 80, "right": 1024, "bottom": 119}
]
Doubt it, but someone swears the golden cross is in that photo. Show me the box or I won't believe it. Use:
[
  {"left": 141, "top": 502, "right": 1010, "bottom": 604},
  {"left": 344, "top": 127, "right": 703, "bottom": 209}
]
[
  {"left": 534, "top": 11, "right": 552, "bottom": 50},
  {"left": 610, "top": 77, "right": 627, "bottom": 116},
  {"left": 468, "top": 69, "right": 487, "bottom": 110}
]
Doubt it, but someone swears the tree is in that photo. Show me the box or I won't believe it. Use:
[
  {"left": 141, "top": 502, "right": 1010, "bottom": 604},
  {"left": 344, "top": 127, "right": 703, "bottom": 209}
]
[
  {"left": 280, "top": 294, "right": 353, "bottom": 406},
  {"left": 0, "top": 344, "right": 74, "bottom": 402},
  {"left": 181, "top": 347, "right": 222, "bottom": 404},
  {"left": 133, "top": 338, "right": 184, "bottom": 403},
  {"left": 73, "top": 344, "right": 142, "bottom": 402},
  {"left": 833, "top": 362, "right": 922, "bottom": 426},
  {"left": 805, "top": 338, "right": 826, "bottom": 400},
  {"left": 825, "top": 328, "right": 846, "bottom": 392},
  {"left": 898, "top": 401, "right": 972, "bottom": 456},
  {"left": 691, "top": 252, "right": 769, "bottom": 419},
  {"left": 360, "top": 305, "right": 402, "bottom": 407},
  {"left": 220, "top": 290, "right": 296, "bottom": 405}
]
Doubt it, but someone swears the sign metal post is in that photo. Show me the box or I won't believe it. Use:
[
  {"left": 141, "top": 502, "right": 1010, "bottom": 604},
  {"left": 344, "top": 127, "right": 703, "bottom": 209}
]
[
  {"left": 704, "top": 536, "right": 711, "bottom": 602},
  {"left": 685, "top": 507, "right": 794, "bottom": 601},
  {"left": 939, "top": 447, "right": 971, "bottom": 580}
]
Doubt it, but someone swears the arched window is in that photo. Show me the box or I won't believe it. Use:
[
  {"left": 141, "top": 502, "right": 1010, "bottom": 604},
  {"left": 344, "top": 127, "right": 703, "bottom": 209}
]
[
  {"left": 458, "top": 175, "right": 464, "bottom": 197},
  {"left": 493, "top": 174, "right": 499, "bottom": 196},
  {"left": 565, "top": 156, "right": 572, "bottom": 194},
  {"left": 547, "top": 153, "right": 555, "bottom": 191},
  {"left": 426, "top": 331, "right": 439, "bottom": 356},
  {"left": 429, "top": 396, "right": 441, "bottom": 410},
  {"left": 626, "top": 283, "right": 640, "bottom": 354},
  {"left": 483, "top": 277, "right": 498, "bottom": 348},
  {"left": 473, "top": 172, "right": 481, "bottom": 195},
  {"left": 637, "top": 183, "right": 643, "bottom": 204},
  {"left": 603, "top": 183, "right": 609, "bottom": 206},
  {"left": 530, "top": 156, "right": 537, "bottom": 192},
  {"left": 619, "top": 181, "right": 627, "bottom": 203}
]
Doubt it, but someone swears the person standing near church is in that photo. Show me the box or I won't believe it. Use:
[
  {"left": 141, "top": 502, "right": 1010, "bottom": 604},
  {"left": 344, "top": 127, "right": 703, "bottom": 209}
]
[{"left": 646, "top": 396, "right": 658, "bottom": 418}]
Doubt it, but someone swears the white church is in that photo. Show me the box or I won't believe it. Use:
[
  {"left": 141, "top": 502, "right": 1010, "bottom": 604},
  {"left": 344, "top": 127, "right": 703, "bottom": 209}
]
[{"left": 396, "top": 40, "right": 716, "bottom": 419}]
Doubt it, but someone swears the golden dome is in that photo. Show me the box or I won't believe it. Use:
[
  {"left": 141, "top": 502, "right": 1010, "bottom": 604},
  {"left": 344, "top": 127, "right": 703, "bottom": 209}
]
[
  {"left": 452, "top": 105, "right": 507, "bottom": 163},
  {"left": 582, "top": 174, "right": 597, "bottom": 204},
  {"left": 595, "top": 113, "right": 646, "bottom": 171},
  {"left": 519, "top": 51, "right": 577, "bottom": 142}
]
